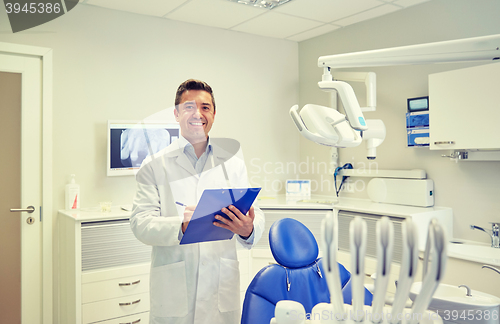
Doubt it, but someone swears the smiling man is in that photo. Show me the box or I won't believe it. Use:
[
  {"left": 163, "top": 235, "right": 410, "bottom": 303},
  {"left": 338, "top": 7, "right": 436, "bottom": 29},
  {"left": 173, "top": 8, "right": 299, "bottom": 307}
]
[
  {"left": 130, "top": 79, "right": 265, "bottom": 324},
  {"left": 174, "top": 84, "right": 215, "bottom": 155}
]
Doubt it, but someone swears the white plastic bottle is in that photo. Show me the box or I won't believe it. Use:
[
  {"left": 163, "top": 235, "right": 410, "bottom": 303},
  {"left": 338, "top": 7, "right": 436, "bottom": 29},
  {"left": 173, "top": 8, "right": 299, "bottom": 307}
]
[{"left": 65, "top": 174, "right": 80, "bottom": 210}]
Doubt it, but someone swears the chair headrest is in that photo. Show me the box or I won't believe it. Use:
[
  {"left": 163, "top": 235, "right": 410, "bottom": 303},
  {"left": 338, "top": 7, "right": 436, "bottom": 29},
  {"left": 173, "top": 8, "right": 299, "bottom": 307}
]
[{"left": 269, "top": 218, "right": 319, "bottom": 268}]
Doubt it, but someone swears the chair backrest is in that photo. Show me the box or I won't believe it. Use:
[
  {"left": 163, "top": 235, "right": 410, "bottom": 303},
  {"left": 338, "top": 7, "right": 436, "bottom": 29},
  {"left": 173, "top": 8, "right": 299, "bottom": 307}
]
[{"left": 241, "top": 218, "right": 352, "bottom": 324}]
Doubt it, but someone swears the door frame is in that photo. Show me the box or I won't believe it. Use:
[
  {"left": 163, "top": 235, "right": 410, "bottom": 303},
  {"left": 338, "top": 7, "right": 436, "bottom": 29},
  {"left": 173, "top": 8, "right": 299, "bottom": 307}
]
[{"left": 0, "top": 42, "right": 53, "bottom": 324}]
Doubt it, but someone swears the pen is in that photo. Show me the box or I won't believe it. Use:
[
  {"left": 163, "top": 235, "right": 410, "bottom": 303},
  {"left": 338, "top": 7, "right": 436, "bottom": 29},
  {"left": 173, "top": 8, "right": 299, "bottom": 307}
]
[{"left": 175, "top": 201, "right": 186, "bottom": 207}]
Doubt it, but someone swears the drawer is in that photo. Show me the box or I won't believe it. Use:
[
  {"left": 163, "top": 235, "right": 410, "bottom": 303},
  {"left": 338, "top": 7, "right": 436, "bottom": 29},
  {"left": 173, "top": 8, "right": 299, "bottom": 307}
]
[
  {"left": 97, "top": 311, "right": 149, "bottom": 324},
  {"left": 82, "top": 273, "right": 149, "bottom": 304},
  {"left": 82, "top": 263, "right": 150, "bottom": 284},
  {"left": 82, "top": 292, "right": 150, "bottom": 324}
]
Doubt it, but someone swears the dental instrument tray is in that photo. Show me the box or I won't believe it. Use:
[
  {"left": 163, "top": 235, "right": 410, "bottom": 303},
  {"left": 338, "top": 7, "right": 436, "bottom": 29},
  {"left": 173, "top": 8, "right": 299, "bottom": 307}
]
[{"left": 270, "top": 214, "right": 448, "bottom": 324}]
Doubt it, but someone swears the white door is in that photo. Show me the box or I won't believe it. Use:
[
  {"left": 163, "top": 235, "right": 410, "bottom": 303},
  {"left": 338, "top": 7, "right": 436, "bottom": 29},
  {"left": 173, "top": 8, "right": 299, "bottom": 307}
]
[{"left": 0, "top": 53, "right": 43, "bottom": 324}]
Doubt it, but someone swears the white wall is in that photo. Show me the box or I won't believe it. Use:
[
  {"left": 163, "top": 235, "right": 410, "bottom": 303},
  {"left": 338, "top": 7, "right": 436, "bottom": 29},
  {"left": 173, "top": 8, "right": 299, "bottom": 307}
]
[
  {"left": 0, "top": 4, "right": 299, "bottom": 208},
  {"left": 298, "top": 0, "right": 500, "bottom": 243},
  {"left": 0, "top": 5, "right": 299, "bottom": 321}
]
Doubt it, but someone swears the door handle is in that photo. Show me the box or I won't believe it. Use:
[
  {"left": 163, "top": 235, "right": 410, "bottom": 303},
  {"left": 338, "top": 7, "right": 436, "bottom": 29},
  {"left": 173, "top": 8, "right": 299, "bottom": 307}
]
[{"left": 10, "top": 206, "right": 35, "bottom": 213}]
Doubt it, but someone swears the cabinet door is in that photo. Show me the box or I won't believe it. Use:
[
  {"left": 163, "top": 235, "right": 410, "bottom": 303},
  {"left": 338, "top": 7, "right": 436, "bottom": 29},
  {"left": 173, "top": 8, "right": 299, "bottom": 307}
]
[{"left": 429, "top": 62, "right": 500, "bottom": 150}]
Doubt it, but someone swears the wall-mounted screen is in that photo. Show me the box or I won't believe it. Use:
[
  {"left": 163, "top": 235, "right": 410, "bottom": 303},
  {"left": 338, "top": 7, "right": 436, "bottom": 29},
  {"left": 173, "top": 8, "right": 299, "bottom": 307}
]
[
  {"left": 107, "top": 120, "right": 180, "bottom": 176},
  {"left": 407, "top": 96, "right": 429, "bottom": 112}
]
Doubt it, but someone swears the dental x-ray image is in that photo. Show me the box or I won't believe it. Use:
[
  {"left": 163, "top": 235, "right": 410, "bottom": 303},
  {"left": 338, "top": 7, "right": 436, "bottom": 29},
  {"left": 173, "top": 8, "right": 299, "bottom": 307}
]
[
  {"left": 108, "top": 121, "right": 180, "bottom": 176},
  {"left": 120, "top": 127, "right": 171, "bottom": 167}
]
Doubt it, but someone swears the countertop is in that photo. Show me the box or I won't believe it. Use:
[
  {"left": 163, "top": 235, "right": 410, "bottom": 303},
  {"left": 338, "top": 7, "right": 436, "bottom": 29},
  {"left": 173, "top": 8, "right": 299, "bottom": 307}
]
[
  {"left": 59, "top": 206, "right": 132, "bottom": 222},
  {"left": 59, "top": 199, "right": 499, "bottom": 266},
  {"left": 60, "top": 195, "right": 452, "bottom": 221},
  {"left": 256, "top": 195, "right": 337, "bottom": 209},
  {"left": 257, "top": 195, "right": 452, "bottom": 216}
]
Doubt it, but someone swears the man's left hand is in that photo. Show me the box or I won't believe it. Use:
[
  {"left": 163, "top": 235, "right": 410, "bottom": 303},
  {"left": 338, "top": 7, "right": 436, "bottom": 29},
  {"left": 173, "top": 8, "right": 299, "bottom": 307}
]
[{"left": 213, "top": 205, "right": 255, "bottom": 238}]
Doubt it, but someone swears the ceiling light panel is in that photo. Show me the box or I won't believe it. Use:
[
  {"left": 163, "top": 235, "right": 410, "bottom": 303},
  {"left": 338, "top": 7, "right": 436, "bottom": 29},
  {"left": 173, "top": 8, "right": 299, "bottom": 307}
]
[
  {"left": 86, "top": 0, "right": 188, "bottom": 17},
  {"left": 167, "top": 0, "right": 266, "bottom": 29},
  {"left": 227, "top": 0, "right": 294, "bottom": 9}
]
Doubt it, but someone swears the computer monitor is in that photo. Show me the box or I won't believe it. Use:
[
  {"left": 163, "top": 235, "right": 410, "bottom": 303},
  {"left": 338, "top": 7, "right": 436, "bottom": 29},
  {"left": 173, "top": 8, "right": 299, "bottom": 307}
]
[{"left": 107, "top": 120, "right": 180, "bottom": 176}]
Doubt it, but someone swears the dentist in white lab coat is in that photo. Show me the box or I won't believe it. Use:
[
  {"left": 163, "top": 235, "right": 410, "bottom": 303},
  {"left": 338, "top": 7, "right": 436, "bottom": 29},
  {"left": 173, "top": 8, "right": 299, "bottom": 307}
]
[{"left": 130, "top": 79, "right": 265, "bottom": 324}]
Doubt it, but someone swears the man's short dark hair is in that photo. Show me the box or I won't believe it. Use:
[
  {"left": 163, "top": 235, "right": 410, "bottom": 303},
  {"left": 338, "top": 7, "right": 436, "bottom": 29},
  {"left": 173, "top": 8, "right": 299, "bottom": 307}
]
[{"left": 175, "top": 79, "right": 215, "bottom": 111}]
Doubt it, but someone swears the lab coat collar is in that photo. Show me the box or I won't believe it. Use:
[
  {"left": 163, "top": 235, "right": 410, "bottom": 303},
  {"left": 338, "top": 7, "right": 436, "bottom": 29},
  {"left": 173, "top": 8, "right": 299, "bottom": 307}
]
[
  {"left": 163, "top": 136, "right": 236, "bottom": 162},
  {"left": 177, "top": 135, "right": 212, "bottom": 157},
  {"left": 159, "top": 135, "right": 241, "bottom": 177}
]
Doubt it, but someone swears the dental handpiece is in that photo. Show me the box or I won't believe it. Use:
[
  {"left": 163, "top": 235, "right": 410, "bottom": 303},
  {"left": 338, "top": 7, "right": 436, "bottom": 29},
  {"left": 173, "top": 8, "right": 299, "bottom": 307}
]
[
  {"left": 408, "top": 219, "right": 447, "bottom": 324},
  {"left": 390, "top": 219, "right": 419, "bottom": 324},
  {"left": 371, "top": 217, "right": 394, "bottom": 323},
  {"left": 321, "top": 211, "right": 345, "bottom": 318},
  {"left": 350, "top": 217, "right": 368, "bottom": 322}
]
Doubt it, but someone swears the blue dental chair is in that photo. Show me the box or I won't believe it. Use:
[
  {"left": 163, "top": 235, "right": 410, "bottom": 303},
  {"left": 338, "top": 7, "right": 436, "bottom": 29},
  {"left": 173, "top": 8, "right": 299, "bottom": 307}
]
[{"left": 241, "top": 218, "right": 373, "bottom": 324}]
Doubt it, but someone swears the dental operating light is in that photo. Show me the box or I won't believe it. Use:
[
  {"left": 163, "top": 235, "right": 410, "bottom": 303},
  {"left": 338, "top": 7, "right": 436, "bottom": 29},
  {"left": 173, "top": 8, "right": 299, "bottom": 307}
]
[{"left": 291, "top": 33, "right": 500, "bottom": 153}]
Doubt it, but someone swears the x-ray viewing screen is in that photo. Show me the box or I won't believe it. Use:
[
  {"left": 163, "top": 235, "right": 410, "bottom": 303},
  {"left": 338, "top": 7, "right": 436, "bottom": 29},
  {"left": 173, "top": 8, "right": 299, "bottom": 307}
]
[{"left": 107, "top": 120, "right": 180, "bottom": 176}]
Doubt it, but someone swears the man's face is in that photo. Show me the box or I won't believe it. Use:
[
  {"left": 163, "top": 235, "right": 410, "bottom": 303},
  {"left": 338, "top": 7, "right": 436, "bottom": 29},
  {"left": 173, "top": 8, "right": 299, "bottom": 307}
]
[{"left": 174, "top": 90, "right": 215, "bottom": 143}]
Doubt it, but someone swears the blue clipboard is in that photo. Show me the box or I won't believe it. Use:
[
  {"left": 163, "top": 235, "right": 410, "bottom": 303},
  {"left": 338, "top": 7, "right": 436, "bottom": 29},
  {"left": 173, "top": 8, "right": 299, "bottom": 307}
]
[{"left": 180, "top": 187, "right": 261, "bottom": 245}]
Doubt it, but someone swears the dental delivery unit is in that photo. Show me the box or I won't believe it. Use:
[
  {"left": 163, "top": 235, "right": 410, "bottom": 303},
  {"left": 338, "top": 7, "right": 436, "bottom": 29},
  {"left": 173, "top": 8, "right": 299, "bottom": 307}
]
[
  {"left": 290, "top": 34, "right": 500, "bottom": 158},
  {"left": 270, "top": 213, "right": 447, "bottom": 324}
]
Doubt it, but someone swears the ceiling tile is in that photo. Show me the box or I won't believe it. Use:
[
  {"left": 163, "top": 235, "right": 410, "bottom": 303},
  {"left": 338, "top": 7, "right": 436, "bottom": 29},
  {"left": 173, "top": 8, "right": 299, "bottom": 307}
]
[
  {"left": 165, "top": 0, "right": 266, "bottom": 29},
  {"left": 231, "top": 11, "right": 323, "bottom": 39},
  {"left": 334, "top": 4, "right": 400, "bottom": 26},
  {"left": 393, "top": 0, "right": 430, "bottom": 8},
  {"left": 286, "top": 24, "right": 340, "bottom": 42},
  {"left": 86, "top": 0, "right": 188, "bottom": 17},
  {"left": 82, "top": 0, "right": 428, "bottom": 41},
  {"left": 273, "top": 0, "right": 386, "bottom": 23}
]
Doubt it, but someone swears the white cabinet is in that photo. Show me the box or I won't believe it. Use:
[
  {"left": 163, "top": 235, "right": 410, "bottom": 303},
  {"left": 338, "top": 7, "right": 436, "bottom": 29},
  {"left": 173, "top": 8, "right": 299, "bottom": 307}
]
[
  {"left": 429, "top": 62, "right": 500, "bottom": 151},
  {"left": 59, "top": 208, "right": 254, "bottom": 322},
  {"left": 248, "top": 198, "right": 453, "bottom": 294},
  {"left": 58, "top": 208, "right": 151, "bottom": 324}
]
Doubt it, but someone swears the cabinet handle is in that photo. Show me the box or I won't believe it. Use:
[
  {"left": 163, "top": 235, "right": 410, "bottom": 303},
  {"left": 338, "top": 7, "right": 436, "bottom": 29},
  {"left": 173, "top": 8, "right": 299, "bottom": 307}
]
[
  {"left": 434, "top": 141, "right": 455, "bottom": 145},
  {"left": 119, "top": 279, "right": 141, "bottom": 286},
  {"left": 120, "top": 319, "right": 141, "bottom": 324},
  {"left": 119, "top": 299, "right": 141, "bottom": 306}
]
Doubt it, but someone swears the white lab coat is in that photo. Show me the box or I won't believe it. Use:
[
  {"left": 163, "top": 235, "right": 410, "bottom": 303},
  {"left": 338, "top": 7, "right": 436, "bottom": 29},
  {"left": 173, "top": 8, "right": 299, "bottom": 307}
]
[{"left": 130, "top": 138, "right": 265, "bottom": 324}]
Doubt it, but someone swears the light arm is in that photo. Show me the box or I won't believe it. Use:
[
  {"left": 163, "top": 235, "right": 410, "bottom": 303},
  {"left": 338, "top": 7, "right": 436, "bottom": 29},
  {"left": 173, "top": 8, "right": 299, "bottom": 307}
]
[
  {"left": 318, "top": 34, "right": 500, "bottom": 69},
  {"left": 332, "top": 71, "right": 376, "bottom": 112}
]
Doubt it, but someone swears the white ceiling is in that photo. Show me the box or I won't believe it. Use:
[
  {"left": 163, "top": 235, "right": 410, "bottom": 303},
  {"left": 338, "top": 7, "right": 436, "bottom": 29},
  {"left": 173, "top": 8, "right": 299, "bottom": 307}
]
[{"left": 81, "top": 0, "right": 431, "bottom": 42}]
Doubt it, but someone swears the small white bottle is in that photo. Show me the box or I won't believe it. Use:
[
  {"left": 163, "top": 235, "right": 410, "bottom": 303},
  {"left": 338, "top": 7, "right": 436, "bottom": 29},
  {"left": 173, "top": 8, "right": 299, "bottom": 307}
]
[{"left": 65, "top": 174, "right": 80, "bottom": 210}]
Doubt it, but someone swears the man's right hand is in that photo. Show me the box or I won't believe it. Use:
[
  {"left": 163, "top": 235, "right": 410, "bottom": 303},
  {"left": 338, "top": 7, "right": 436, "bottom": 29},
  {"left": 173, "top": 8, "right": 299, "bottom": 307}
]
[{"left": 181, "top": 205, "right": 196, "bottom": 233}]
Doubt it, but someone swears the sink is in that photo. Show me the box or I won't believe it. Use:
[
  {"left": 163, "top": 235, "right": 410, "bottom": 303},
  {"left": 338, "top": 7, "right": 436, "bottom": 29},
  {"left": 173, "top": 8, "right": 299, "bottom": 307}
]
[
  {"left": 410, "top": 282, "right": 500, "bottom": 324},
  {"left": 447, "top": 241, "right": 500, "bottom": 266}
]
